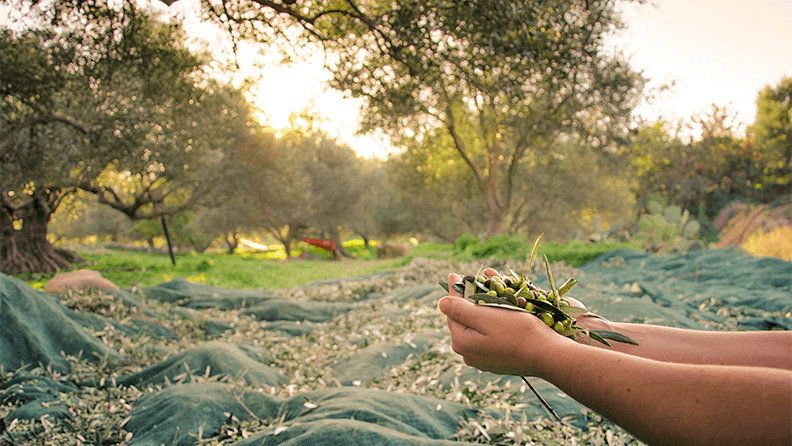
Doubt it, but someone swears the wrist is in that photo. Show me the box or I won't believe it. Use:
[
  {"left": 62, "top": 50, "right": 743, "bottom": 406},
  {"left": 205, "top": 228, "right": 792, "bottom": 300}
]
[
  {"left": 572, "top": 315, "right": 619, "bottom": 346},
  {"left": 528, "top": 329, "right": 581, "bottom": 380}
]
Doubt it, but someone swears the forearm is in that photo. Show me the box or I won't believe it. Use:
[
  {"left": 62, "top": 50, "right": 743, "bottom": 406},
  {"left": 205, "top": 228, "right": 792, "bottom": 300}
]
[
  {"left": 540, "top": 341, "right": 792, "bottom": 446},
  {"left": 576, "top": 316, "right": 792, "bottom": 370}
]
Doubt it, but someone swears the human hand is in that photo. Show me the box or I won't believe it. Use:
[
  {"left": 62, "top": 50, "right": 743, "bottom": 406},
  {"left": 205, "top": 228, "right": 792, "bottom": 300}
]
[{"left": 439, "top": 271, "right": 574, "bottom": 378}]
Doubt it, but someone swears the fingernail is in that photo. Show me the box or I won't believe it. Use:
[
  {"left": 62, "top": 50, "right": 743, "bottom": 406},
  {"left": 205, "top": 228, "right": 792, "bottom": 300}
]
[{"left": 438, "top": 297, "right": 450, "bottom": 314}]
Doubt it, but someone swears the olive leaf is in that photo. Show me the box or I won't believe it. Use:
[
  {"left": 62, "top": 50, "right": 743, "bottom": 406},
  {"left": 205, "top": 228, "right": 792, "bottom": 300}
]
[
  {"left": 543, "top": 254, "right": 561, "bottom": 303},
  {"left": 556, "top": 278, "right": 579, "bottom": 296},
  {"left": 464, "top": 280, "right": 480, "bottom": 299},
  {"left": 527, "top": 233, "right": 543, "bottom": 272},
  {"left": 557, "top": 305, "right": 590, "bottom": 317},
  {"left": 587, "top": 330, "right": 612, "bottom": 347},
  {"left": 522, "top": 297, "right": 573, "bottom": 320},
  {"left": 476, "top": 302, "right": 534, "bottom": 313},
  {"left": 589, "top": 330, "right": 639, "bottom": 346},
  {"left": 466, "top": 293, "right": 514, "bottom": 306}
]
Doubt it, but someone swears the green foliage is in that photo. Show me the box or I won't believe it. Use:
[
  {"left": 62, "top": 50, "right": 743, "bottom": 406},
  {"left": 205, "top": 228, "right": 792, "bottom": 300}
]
[
  {"left": 466, "top": 235, "right": 529, "bottom": 259},
  {"left": 587, "top": 215, "right": 628, "bottom": 243},
  {"left": 454, "top": 233, "right": 479, "bottom": 252},
  {"left": 19, "top": 239, "right": 639, "bottom": 290},
  {"left": 748, "top": 76, "right": 792, "bottom": 190},
  {"left": 62, "top": 248, "right": 401, "bottom": 290},
  {"left": 324, "top": 0, "right": 644, "bottom": 235},
  {"left": 454, "top": 234, "right": 529, "bottom": 260},
  {"left": 0, "top": 0, "right": 263, "bottom": 274},
  {"left": 632, "top": 201, "right": 704, "bottom": 254},
  {"left": 629, "top": 79, "right": 792, "bottom": 229},
  {"left": 48, "top": 193, "right": 134, "bottom": 243},
  {"left": 538, "top": 241, "right": 641, "bottom": 267},
  {"left": 452, "top": 235, "right": 640, "bottom": 266},
  {"left": 233, "top": 118, "right": 369, "bottom": 258}
]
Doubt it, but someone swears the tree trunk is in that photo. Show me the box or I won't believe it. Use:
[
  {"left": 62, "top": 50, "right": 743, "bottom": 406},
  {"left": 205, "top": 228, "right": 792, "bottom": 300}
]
[
  {"left": 484, "top": 183, "right": 508, "bottom": 236},
  {"left": 225, "top": 232, "right": 239, "bottom": 254},
  {"left": 0, "top": 191, "right": 84, "bottom": 275},
  {"left": 330, "top": 229, "right": 353, "bottom": 260},
  {"left": 280, "top": 224, "right": 300, "bottom": 259}
]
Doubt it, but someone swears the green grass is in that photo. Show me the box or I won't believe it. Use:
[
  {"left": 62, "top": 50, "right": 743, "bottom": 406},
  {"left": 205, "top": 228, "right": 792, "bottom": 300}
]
[
  {"left": 449, "top": 234, "right": 641, "bottom": 266},
  {"left": 536, "top": 240, "right": 642, "bottom": 266},
  {"left": 70, "top": 250, "right": 410, "bottom": 290},
  {"left": 16, "top": 239, "right": 639, "bottom": 290}
]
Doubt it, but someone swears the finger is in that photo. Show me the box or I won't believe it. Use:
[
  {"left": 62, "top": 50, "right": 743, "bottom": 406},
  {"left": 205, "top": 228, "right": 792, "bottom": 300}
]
[
  {"left": 439, "top": 296, "right": 499, "bottom": 335},
  {"left": 445, "top": 317, "right": 490, "bottom": 357},
  {"left": 448, "top": 273, "right": 463, "bottom": 297},
  {"left": 561, "top": 296, "right": 587, "bottom": 310},
  {"left": 482, "top": 268, "right": 501, "bottom": 278}
]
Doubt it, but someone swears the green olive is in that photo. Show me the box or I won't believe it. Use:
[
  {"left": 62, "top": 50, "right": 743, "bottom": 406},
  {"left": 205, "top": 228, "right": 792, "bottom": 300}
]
[{"left": 540, "top": 312, "right": 554, "bottom": 327}]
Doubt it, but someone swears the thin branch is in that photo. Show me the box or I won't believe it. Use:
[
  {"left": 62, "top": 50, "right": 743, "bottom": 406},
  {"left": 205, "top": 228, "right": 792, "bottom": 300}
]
[
  {"left": 521, "top": 376, "right": 561, "bottom": 422},
  {"left": 444, "top": 104, "right": 486, "bottom": 187}
]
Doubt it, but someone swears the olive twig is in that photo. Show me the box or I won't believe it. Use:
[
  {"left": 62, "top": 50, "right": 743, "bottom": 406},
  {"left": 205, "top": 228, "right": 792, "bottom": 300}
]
[{"left": 521, "top": 376, "right": 561, "bottom": 422}]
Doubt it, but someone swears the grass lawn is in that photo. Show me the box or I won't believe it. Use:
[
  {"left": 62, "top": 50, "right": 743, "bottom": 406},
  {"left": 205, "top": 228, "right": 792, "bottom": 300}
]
[{"left": 16, "top": 239, "right": 639, "bottom": 290}]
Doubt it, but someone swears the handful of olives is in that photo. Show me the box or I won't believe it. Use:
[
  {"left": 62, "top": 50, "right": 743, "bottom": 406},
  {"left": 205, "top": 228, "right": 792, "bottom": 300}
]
[{"left": 440, "top": 235, "right": 637, "bottom": 348}]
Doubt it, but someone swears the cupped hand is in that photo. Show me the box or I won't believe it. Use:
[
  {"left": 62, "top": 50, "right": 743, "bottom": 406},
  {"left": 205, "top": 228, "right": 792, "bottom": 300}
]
[{"left": 439, "top": 271, "right": 573, "bottom": 378}]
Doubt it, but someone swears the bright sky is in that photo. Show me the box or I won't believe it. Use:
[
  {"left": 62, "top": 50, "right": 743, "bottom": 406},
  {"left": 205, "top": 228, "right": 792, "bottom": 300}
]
[
  {"left": 613, "top": 0, "right": 792, "bottom": 133},
  {"left": 5, "top": 0, "right": 791, "bottom": 158},
  {"left": 223, "top": 0, "right": 792, "bottom": 157}
]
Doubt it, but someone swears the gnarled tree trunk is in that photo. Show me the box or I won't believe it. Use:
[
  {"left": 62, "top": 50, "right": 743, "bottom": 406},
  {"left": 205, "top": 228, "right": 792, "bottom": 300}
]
[{"left": 0, "top": 189, "right": 83, "bottom": 275}]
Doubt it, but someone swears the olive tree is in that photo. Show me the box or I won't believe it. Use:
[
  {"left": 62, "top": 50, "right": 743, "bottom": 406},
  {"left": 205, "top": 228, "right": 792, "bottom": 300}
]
[
  {"left": 184, "top": 0, "right": 644, "bottom": 236},
  {"left": 0, "top": 1, "right": 249, "bottom": 274},
  {"left": 233, "top": 112, "right": 366, "bottom": 259}
]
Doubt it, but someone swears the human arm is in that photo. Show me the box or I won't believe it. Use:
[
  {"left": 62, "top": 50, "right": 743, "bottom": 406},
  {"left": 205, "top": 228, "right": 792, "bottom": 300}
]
[
  {"left": 440, "top": 273, "right": 792, "bottom": 446},
  {"left": 574, "top": 315, "right": 792, "bottom": 370},
  {"left": 459, "top": 269, "right": 792, "bottom": 370}
]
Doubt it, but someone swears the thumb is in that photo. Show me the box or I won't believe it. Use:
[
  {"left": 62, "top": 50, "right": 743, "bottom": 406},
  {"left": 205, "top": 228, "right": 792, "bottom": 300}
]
[
  {"left": 438, "top": 296, "right": 453, "bottom": 314},
  {"left": 438, "top": 295, "right": 481, "bottom": 328}
]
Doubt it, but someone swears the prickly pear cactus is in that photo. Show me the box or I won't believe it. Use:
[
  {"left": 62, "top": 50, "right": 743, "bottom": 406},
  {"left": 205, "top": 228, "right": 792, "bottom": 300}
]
[{"left": 633, "top": 201, "right": 703, "bottom": 254}]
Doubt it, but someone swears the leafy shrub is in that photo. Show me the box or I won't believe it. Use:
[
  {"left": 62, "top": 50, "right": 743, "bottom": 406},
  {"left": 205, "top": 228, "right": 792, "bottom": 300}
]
[
  {"left": 454, "top": 233, "right": 479, "bottom": 252},
  {"left": 540, "top": 241, "right": 641, "bottom": 267},
  {"left": 452, "top": 233, "right": 642, "bottom": 266},
  {"left": 464, "top": 234, "right": 529, "bottom": 259}
]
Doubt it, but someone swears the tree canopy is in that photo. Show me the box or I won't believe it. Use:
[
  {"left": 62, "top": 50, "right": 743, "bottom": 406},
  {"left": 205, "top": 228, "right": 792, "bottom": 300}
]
[
  {"left": 197, "top": 0, "right": 645, "bottom": 235},
  {"left": 0, "top": 0, "right": 255, "bottom": 273}
]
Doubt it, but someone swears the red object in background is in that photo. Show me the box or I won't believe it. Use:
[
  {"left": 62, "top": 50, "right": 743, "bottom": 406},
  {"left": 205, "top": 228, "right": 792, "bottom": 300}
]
[{"left": 302, "top": 238, "right": 336, "bottom": 252}]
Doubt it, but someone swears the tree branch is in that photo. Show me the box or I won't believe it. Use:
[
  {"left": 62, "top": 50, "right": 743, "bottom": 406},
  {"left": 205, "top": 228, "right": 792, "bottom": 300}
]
[
  {"left": 444, "top": 104, "right": 485, "bottom": 188},
  {"left": 0, "top": 113, "right": 91, "bottom": 150}
]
